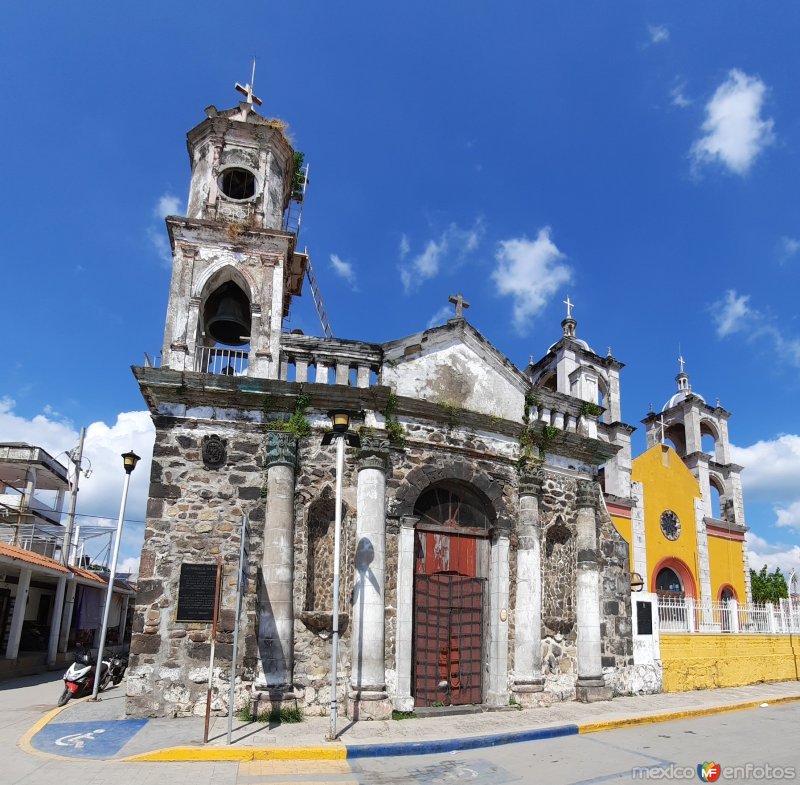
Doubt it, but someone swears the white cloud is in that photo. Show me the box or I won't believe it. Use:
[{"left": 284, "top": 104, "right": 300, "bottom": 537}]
[
  {"left": 154, "top": 194, "right": 182, "bottom": 219},
  {"left": 691, "top": 69, "right": 774, "bottom": 175},
  {"left": 671, "top": 82, "right": 691, "bottom": 108},
  {"left": 713, "top": 289, "right": 752, "bottom": 337},
  {"left": 746, "top": 532, "right": 800, "bottom": 576},
  {"left": 648, "top": 25, "right": 670, "bottom": 44},
  {"left": 713, "top": 289, "right": 800, "bottom": 366},
  {"left": 399, "top": 234, "right": 410, "bottom": 260},
  {"left": 148, "top": 192, "right": 182, "bottom": 267},
  {"left": 776, "top": 501, "right": 800, "bottom": 529},
  {"left": 330, "top": 253, "right": 358, "bottom": 290},
  {"left": 0, "top": 399, "right": 154, "bottom": 568},
  {"left": 399, "top": 221, "right": 484, "bottom": 293},
  {"left": 779, "top": 236, "right": 800, "bottom": 263},
  {"left": 492, "top": 227, "right": 572, "bottom": 333},
  {"left": 426, "top": 306, "right": 453, "bottom": 329},
  {"left": 731, "top": 434, "right": 800, "bottom": 503}
]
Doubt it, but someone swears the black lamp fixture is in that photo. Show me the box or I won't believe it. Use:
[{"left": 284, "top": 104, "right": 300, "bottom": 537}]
[
  {"left": 321, "top": 410, "right": 361, "bottom": 447},
  {"left": 630, "top": 572, "right": 645, "bottom": 593},
  {"left": 122, "top": 450, "right": 141, "bottom": 475}
]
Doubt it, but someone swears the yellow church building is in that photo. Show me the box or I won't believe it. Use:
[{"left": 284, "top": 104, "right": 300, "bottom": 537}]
[{"left": 608, "top": 360, "right": 751, "bottom": 612}]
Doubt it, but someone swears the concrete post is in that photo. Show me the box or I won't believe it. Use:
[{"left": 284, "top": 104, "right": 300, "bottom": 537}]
[
  {"left": 486, "top": 528, "right": 510, "bottom": 707},
  {"left": 513, "top": 468, "right": 545, "bottom": 705},
  {"left": 59, "top": 579, "right": 77, "bottom": 652},
  {"left": 394, "top": 516, "right": 417, "bottom": 712},
  {"left": 729, "top": 599, "right": 740, "bottom": 633},
  {"left": 766, "top": 602, "right": 777, "bottom": 633},
  {"left": 259, "top": 431, "right": 297, "bottom": 689},
  {"left": 348, "top": 440, "right": 391, "bottom": 720},
  {"left": 575, "top": 480, "right": 611, "bottom": 702},
  {"left": 6, "top": 568, "right": 32, "bottom": 660},
  {"left": 48, "top": 575, "right": 67, "bottom": 666}
]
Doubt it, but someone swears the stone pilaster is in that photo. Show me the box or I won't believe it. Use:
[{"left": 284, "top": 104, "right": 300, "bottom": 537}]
[
  {"left": 513, "top": 468, "right": 545, "bottom": 705},
  {"left": 394, "top": 515, "right": 417, "bottom": 712},
  {"left": 348, "top": 438, "right": 392, "bottom": 719},
  {"left": 575, "top": 479, "right": 612, "bottom": 702},
  {"left": 258, "top": 431, "right": 297, "bottom": 689},
  {"left": 486, "top": 526, "right": 511, "bottom": 707}
]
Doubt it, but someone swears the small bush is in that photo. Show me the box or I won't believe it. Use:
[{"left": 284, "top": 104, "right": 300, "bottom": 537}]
[{"left": 238, "top": 703, "right": 304, "bottom": 724}]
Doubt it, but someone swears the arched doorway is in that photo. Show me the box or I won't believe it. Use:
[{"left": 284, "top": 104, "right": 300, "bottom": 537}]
[
  {"left": 412, "top": 483, "right": 490, "bottom": 707},
  {"left": 655, "top": 567, "right": 685, "bottom": 598}
]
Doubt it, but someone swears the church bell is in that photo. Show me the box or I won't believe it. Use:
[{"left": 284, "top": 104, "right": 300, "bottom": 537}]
[{"left": 204, "top": 283, "right": 251, "bottom": 346}]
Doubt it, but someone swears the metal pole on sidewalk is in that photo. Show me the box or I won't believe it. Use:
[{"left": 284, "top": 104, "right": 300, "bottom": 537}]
[{"left": 91, "top": 450, "right": 140, "bottom": 700}]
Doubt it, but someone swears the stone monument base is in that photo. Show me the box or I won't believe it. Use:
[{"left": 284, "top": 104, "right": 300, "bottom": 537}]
[
  {"left": 347, "top": 689, "right": 393, "bottom": 720},
  {"left": 575, "top": 677, "right": 613, "bottom": 703}
]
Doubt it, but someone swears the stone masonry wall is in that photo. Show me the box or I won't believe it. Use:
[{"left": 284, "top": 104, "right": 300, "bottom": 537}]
[{"left": 127, "top": 416, "right": 266, "bottom": 718}]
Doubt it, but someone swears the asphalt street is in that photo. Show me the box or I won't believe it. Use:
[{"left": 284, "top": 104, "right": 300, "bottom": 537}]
[{"left": 4, "top": 672, "right": 800, "bottom": 785}]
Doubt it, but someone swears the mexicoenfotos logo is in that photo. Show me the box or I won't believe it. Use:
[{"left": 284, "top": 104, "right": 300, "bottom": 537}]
[{"left": 697, "top": 762, "right": 721, "bottom": 782}]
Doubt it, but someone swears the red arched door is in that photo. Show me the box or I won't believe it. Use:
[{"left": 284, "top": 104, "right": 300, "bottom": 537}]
[{"left": 412, "top": 485, "right": 489, "bottom": 707}]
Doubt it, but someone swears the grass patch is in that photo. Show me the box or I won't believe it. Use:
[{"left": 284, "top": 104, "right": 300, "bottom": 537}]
[
  {"left": 238, "top": 703, "right": 304, "bottom": 724},
  {"left": 391, "top": 710, "right": 417, "bottom": 721}
]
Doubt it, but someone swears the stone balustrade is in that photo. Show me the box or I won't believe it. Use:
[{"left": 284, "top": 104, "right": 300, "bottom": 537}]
[{"left": 278, "top": 333, "right": 382, "bottom": 388}]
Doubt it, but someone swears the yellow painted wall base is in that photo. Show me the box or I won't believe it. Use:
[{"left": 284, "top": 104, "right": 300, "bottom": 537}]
[{"left": 661, "top": 634, "right": 800, "bottom": 692}]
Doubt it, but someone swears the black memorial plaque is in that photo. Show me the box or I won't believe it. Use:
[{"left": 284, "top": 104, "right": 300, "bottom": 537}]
[
  {"left": 636, "top": 599, "right": 653, "bottom": 636},
  {"left": 176, "top": 563, "right": 218, "bottom": 622}
]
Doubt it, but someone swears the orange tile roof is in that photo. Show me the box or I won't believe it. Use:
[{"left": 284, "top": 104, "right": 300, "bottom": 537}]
[
  {"left": 0, "top": 542, "right": 69, "bottom": 573},
  {"left": 70, "top": 566, "right": 107, "bottom": 584}
]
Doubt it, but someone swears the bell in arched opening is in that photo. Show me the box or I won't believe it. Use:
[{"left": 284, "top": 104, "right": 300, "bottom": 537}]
[{"left": 204, "top": 282, "right": 251, "bottom": 346}]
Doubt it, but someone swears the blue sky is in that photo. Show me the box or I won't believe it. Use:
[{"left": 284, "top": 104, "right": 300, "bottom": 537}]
[{"left": 1, "top": 2, "right": 799, "bottom": 576}]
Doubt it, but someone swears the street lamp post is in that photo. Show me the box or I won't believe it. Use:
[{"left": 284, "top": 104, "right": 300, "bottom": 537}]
[
  {"left": 91, "top": 450, "right": 140, "bottom": 700},
  {"left": 321, "top": 411, "right": 360, "bottom": 741}
]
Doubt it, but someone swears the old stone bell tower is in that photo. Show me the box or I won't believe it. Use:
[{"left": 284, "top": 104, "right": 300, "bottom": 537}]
[
  {"left": 161, "top": 95, "right": 306, "bottom": 379},
  {"left": 128, "top": 81, "right": 641, "bottom": 720}
]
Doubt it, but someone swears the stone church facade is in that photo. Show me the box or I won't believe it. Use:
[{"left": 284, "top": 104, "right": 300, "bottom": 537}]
[{"left": 125, "top": 94, "right": 649, "bottom": 719}]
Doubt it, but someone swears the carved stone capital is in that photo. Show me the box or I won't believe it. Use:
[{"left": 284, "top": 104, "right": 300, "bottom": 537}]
[
  {"left": 358, "top": 435, "right": 390, "bottom": 473},
  {"left": 576, "top": 479, "right": 596, "bottom": 510},
  {"left": 264, "top": 431, "right": 297, "bottom": 470},
  {"left": 400, "top": 515, "right": 419, "bottom": 530},
  {"left": 518, "top": 466, "right": 544, "bottom": 498}
]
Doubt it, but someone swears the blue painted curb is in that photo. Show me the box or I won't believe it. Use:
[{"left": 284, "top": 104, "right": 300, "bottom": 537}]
[{"left": 346, "top": 722, "right": 579, "bottom": 759}]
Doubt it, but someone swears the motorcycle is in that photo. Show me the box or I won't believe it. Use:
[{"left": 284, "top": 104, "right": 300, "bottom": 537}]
[
  {"left": 108, "top": 653, "right": 128, "bottom": 685},
  {"left": 57, "top": 648, "right": 111, "bottom": 706}
]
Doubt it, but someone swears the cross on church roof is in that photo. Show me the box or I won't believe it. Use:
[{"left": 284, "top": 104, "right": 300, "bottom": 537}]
[
  {"left": 448, "top": 293, "right": 470, "bottom": 320},
  {"left": 235, "top": 58, "right": 263, "bottom": 107},
  {"left": 678, "top": 353, "right": 686, "bottom": 374},
  {"left": 563, "top": 296, "right": 574, "bottom": 319}
]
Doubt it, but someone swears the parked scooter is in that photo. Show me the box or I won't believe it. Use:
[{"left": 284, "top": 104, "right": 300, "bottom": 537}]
[
  {"left": 57, "top": 647, "right": 111, "bottom": 706},
  {"left": 108, "top": 653, "right": 128, "bottom": 685}
]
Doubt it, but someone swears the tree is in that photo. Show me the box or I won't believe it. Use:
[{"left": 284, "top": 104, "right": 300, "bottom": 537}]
[{"left": 749, "top": 565, "right": 788, "bottom": 603}]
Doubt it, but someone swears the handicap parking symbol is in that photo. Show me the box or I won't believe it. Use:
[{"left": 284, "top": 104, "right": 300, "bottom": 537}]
[
  {"left": 55, "top": 728, "right": 106, "bottom": 750},
  {"left": 32, "top": 720, "right": 147, "bottom": 759}
]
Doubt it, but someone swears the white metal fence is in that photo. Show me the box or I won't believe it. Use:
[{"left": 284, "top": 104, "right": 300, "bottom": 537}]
[
  {"left": 657, "top": 595, "right": 800, "bottom": 634},
  {"left": 195, "top": 346, "right": 249, "bottom": 376}
]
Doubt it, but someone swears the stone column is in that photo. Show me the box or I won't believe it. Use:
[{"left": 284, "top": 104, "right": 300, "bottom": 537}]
[
  {"left": 348, "top": 439, "right": 392, "bottom": 720},
  {"left": 59, "top": 579, "right": 77, "bottom": 652},
  {"left": 486, "top": 527, "right": 511, "bottom": 707},
  {"left": 513, "top": 468, "right": 545, "bottom": 705},
  {"left": 394, "top": 516, "right": 417, "bottom": 712},
  {"left": 575, "top": 480, "right": 612, "bottom": 702},
  {"left": 47, "top": 575, "right": 67, "bottom": 666},
  {"left": 6, "top": 568, "right": 32, "bottom": 660},
  {"left": 259, "top": 431, "right": 297, "bottom": 690}
]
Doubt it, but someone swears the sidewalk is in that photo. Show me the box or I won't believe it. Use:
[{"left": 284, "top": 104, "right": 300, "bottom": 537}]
[{"left": 22, "top": 680, "right": 800, "bottom": 763}]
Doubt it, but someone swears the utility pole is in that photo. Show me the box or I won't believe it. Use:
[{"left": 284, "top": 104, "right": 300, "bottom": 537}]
[{"left": 61, "top": 427, "right": 85, "bottom": 566}]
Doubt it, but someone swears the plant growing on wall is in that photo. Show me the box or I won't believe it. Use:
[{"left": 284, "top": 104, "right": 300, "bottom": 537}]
[
  {"left": 384, "top": 391, "right": 406, "bottom": 448},
  {"left": 262, "top": 389, "right": 312, "bottom": 439},
  {"left": 291, "top": 151, "right": 306, "bottom": 199},
  {"left": 580, "top": 401, "right": 603, "bottom": 418}
]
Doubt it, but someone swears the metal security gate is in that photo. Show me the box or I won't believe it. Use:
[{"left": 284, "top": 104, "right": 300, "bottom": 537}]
[{"left": 413, "top": 573, "right": 485, "bottom": 707}]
